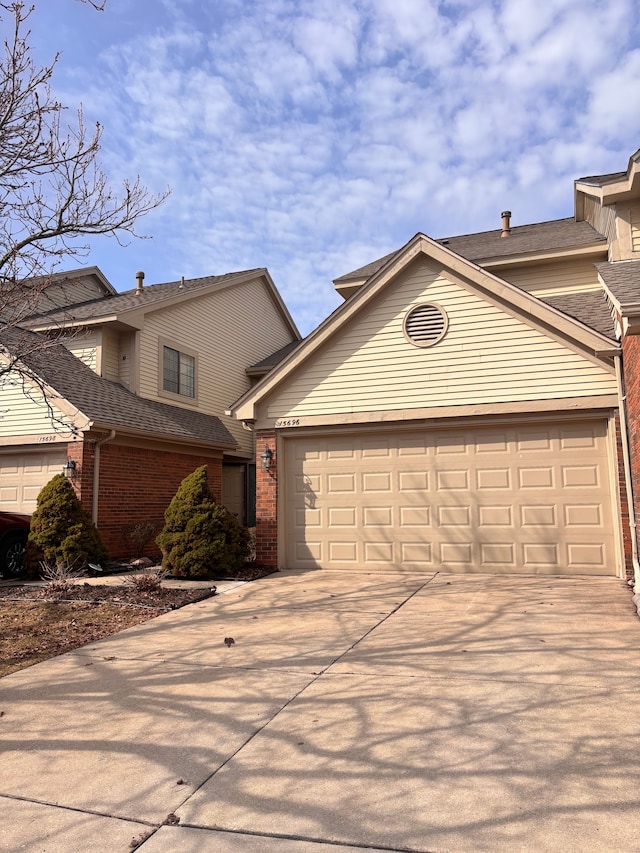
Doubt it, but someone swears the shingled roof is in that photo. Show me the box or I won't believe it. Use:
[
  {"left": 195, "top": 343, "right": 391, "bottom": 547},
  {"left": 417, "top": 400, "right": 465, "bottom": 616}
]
[
  {"left": 539, "top": 292, "right": 616, "bottom": 339},
  {"left": 24, "top": 269, "right": 266, "bottom": 326},
  {"left": 334, "top": 218, "right": 605, "bottom": 284},
  {"left": 0, "top": 326, "right": 236, "bottom": 447},
  {"left": 596, "top": 261, "right": 640, "bottom": 307},
  {"left": 576, "top": 171, "right": 628, "bottom": 187},
  {"left": 246, "top": 340, "right": 302, "bottom": 376}
]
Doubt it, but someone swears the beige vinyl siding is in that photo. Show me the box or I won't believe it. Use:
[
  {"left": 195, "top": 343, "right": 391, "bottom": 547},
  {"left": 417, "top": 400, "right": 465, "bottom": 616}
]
[
  {"left": 137, "top": 278, "right": 296, "bottom": 455},
  {"left": 264, "top": 261, "right": 617, "bottom": 420},
  {"left": 494, "top": 257, "right": 603, "bottom": 296},
  {"left": 0, "top": 376, "right": 75, "bottom": 437},
  {"left": 630, "top": 201, "right": 640, "bottom": 253},
  {"left": 34, "top": 275, "right": 108, "bottom": 313},
  {"left": 101, "top": 327, "right": 120, "bottom": 381},
  {"left": 64, "top": 330, "right": 100, "bottom": 373},
  {"left": 582, "top": 195, "right": 617, "bottom": 242},
  {"left": 118, "top": 332, "right": 134, "bottom": 389}
]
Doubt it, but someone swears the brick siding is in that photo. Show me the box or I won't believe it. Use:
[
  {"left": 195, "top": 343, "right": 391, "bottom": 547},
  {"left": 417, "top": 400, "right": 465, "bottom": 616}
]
[
  {"left": 255, "top": 429, "right": 278, "bottom": 568},
  {"left": 622, "top": 334, "right": 640, "bottom": 578},
  {"left": 69, "top": 438, "right": 223, "bottom": 559}
]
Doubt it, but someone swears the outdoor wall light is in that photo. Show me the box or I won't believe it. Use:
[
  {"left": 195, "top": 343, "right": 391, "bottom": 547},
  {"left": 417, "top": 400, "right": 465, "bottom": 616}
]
[
  {"left": 62, "top": 458, "right": 77, "bottom": 479},
  {"left": 260, "top": 445, "right": 273, "bottom": 469}
]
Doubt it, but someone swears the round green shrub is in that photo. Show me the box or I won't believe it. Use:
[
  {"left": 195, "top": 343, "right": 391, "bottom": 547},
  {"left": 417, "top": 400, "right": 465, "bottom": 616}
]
[
  {"left": 25, "top": 474, "right": 109, "bottom": 573},
  {"left": 156, "top": 465, "right": 251, "bottom": 579}
]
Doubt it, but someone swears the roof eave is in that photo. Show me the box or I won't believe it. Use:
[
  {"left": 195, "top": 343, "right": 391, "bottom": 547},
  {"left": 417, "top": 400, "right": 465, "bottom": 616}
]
[
  {"left": 479, "top": 241, "right": 607, "bottom": 268},
  {"left": 26, "top": 314, "right": 145, "bottom": 332}
]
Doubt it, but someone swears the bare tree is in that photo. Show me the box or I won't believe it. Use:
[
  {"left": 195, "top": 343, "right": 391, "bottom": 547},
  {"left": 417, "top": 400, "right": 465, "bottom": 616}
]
[{"left": 0, "top": 0, "right": 168, "bottom": 354}]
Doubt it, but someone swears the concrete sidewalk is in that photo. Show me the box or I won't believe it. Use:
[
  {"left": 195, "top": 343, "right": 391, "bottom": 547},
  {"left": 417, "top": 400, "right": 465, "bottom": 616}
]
[{"left": 1, "top": 570, "right": 639, "bottom": 852}]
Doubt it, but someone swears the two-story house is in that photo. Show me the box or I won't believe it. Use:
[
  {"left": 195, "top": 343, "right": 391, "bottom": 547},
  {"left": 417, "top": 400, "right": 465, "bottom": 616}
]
[
  {"left": 231, "top": 147, "right": 640, "bottom": 592},
  {"left": 0, "top": 267, "right": 300, "bottom": 556}
]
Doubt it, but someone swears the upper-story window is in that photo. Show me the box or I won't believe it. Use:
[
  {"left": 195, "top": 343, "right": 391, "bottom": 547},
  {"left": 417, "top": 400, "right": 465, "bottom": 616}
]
[{"left": 163, "top": 345, "right": 195, "bottom": 398}]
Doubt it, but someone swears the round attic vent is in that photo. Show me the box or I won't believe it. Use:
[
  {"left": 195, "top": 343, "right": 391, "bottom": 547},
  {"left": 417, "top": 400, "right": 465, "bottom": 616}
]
[{"left": 403, "top": 303, "right": 448, "bottom": 347}]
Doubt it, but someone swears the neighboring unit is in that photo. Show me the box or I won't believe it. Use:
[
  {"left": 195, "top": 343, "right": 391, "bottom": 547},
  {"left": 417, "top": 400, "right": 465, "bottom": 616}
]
[
  {"left": 231, "top": 148, "right": 640, "bottom": 586},
  {"left": 0, "top": 267, "right": 300, "bottom": 556}
]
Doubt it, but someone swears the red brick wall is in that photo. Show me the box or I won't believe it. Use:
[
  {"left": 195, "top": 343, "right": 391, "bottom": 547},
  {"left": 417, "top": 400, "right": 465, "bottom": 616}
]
[
  {"left": 255, "top": 429, "right": 277, "bottom": 568},
  {"left": 622, "top": 334, "right": 640, "bottom": 577},
  {"left": 69, "top": 439, "right": 223, "bottom": 559}
]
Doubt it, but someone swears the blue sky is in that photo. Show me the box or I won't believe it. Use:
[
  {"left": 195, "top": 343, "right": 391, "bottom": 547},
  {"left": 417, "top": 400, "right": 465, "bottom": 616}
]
[{"left": 21, "top": 0, "right": 640, "bottom": 335}]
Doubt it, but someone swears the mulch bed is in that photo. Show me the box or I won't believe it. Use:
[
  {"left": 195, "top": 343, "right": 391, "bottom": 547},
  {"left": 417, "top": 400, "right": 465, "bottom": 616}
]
[{"left": 0, "top": 565, "right": 276, "bottom": 678}]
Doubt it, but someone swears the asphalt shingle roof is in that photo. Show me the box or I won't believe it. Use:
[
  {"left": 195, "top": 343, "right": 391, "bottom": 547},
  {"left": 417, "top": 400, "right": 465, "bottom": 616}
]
[
  {"left": 334, "top": 219, "right": 606, "bottom": 283},
  {"left": 25, "top": 269, "right": 266, "bottom": 325},
  {"left": 246, "top": 340, "right": 302, "bottom": 374},
  {"left": 576, "top": 171, "right": 628, "bottom": 186},
  {"left": 0, "top": 326, "right": 236, "bottom": 447},
  {"left": 595, "top": 261, "right": 640, "bottom": 307},
  {"left": 539, "top": 292, "right": 616, "bottom": 339}
]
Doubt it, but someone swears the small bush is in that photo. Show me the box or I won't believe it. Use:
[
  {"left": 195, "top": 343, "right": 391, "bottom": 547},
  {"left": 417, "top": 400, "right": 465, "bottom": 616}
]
[
  {"left": 25, "top": 474, "right": 109, "bottom": 574},
  {"left": 156, "top": 465, "right": 251, "bottom": 579},
  {"left": 121, "top": 521, "right": 159, "bottom": 558},
  {"left": 40, "top": 558, "right": 86, "bottom": 594},
  {"left": 122, "top": 570, "right": 165, "bottom": 593}
]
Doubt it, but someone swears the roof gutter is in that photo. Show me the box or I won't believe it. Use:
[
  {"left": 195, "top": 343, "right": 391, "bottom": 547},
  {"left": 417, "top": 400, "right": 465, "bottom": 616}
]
[{"left": 92, "top": 429, "right": 116, "bottom": 525}]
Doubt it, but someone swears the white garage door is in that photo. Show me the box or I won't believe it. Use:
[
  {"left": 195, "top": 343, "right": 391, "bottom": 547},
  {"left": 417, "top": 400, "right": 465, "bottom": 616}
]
[
  {"left": 285, "top": 421, "right": 617, "bottom": 575},
  {"left": 0, "top": 448, "right": 67, "bottom": 513}
]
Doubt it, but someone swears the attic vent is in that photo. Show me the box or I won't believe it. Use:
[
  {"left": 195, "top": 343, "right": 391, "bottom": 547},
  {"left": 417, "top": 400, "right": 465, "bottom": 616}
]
[{"left": 403, "top": 303, "right": 448, "bottom": 348}]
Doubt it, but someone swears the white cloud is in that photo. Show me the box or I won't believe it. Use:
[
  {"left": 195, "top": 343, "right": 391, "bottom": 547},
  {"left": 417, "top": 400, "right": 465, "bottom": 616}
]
[{"left": 23, "top": 0, "right": 640, "bottom": 335}]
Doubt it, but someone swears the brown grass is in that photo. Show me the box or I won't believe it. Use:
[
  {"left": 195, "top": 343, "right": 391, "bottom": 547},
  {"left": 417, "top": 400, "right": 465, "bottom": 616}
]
[{"left": 0, "top": 584, "right": 214, "bottom": 678}]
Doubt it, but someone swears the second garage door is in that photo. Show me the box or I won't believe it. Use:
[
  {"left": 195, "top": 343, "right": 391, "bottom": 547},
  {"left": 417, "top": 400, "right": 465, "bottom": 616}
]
[{"left": 284, "top": 420, "right": 617, "bottom": 575}]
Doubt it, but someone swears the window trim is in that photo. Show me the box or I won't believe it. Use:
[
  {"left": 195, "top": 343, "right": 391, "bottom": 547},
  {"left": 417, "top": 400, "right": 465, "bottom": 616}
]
[{"left": 158, "top": 339, "right": 199, "bottom": 404}]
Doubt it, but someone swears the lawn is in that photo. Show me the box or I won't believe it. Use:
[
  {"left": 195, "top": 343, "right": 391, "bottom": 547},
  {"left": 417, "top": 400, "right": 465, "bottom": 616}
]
[{"left": 0, "top": 582, "right": 215, "bottom": 678}]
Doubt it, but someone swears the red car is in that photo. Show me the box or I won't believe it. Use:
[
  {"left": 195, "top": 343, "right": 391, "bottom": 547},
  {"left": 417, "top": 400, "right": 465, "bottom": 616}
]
[{"left": 0, "top": 511, "right": 31, "bottom": 577}]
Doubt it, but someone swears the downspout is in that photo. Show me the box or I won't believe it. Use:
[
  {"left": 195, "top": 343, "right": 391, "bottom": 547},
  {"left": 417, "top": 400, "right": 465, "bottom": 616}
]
[
  {"left": 614, "top": 356, "right": 640, "bottom": 595},
  {"left": 92, "top": 430, "right": 116, "bottom": 525}
]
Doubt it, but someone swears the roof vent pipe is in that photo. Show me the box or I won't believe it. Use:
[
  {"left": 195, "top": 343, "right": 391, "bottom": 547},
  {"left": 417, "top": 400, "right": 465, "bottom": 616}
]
[
  {"left": 135, "top": 270, "right": 145, "bottom": 293},
  {"left": 501, "top": 211, "right": 511, "bottom": 238}
]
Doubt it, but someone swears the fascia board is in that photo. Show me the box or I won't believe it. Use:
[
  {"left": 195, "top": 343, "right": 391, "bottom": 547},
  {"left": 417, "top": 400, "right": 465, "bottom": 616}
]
[
  {"left": 258, "top": 269, "right": 301, "bottom": 339},
  {"left": 230, "top": 233, "right": 618, "bottom": 421},
  {"left": 597, "top": 273, "right": 623, "bottom": 316},
  {"left": 87, "top": 421, "right": 237, "bottom": 450},
  {"left": 27, "top": 314, "right": 144, "bottom": 332},
  {"left": 575, "top": 151, "right": 640, "bottom": 205},
  {"left": 481, "top": 243, "right": 607, "bottom": 268}
]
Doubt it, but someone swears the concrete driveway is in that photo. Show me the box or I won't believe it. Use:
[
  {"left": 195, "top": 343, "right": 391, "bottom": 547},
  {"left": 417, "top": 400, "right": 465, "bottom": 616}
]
[{"left": 1, "top": 570, "right": 640, "bottom": 852}]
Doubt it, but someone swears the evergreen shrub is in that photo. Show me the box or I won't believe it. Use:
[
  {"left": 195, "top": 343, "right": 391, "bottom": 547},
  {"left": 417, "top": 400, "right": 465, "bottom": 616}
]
[
  {"left": 25, "top": 474, "right": 109, "bottom": 573},
  {"left": 156, "top": 465, "right": 251, "bottom": 578}
]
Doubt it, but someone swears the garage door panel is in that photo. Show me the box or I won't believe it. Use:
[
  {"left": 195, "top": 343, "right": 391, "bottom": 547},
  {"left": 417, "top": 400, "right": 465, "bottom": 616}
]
[
  {"left": 480, "top": 543, "right": 516, "bottom": 566},
  {"left": 0, "top": 449, "right": 66, "bottom": 512},
  {"left": 521, "top": 505, "right": 556, "bottom": 526},
  {"left": 477, "top": 468, "right": 511, "bottom": 489},
  {"left": 564, "top": 504, "right": 602, "bottom": 527},
  {"left": 479, "top": 505, "right": 513, "bottom": 526},
  {"left": 437, "top": 506, "right": 470, "bottom": 526},
  {"left": 285, "top": 420, "right": 616, "bottom": 575},
  {"left": 561, "top": 465, "right": 599, "bottom": 488},
  {"left": 401, "top": 542, "right": 433, "bottom": 563}
]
